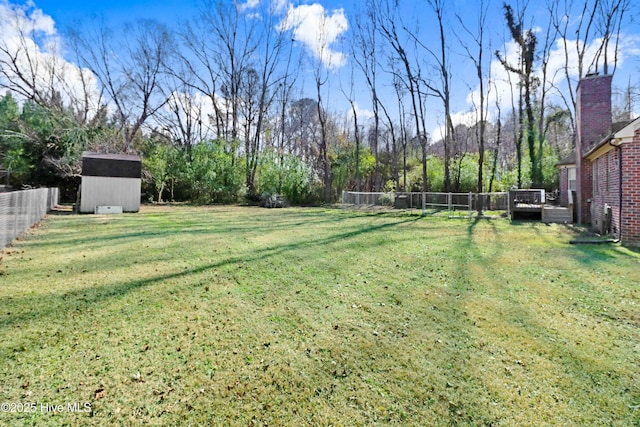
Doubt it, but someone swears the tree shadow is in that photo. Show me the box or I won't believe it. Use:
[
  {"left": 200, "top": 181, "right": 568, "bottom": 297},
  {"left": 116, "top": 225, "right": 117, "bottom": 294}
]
[{"left": 0, "top": 215, "right": 419, "bottom": 330}]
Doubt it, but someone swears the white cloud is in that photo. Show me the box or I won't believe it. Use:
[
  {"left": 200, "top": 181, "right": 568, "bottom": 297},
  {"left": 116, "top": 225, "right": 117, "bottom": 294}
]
[
  {"left": 161, "top": 90, "right": 220, "bottom": 141},
  {"left": 346, "top": 101, "right": 374, "bottom": 124},
  {"left": 277, "top": 3, "right": 348, "bottom": 70},
  {"left": 272, "top": 0, "right": 289, "bottom": 13},
  {"left": 463, "top": 40, "right": 521, "bottom": 118},
  {"left": 0, "top": 2, "right": 101, "bottom": 117},
  {"left": 431, "top": 110, "right": 478, "bottom": 143},
  {"left": 237, "top": 0, "right": 261, "bottom": 13},
  {"left": 464, "top": 32, "right": 640, "bottom": 121}
]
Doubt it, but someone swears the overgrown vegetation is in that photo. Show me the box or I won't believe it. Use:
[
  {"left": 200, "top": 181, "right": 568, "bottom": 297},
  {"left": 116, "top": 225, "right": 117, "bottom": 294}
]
[
  {"left": 5, "top": 0, "right": 632, "bottom": 204},
  {"left": 0, "top": 206, "right": 638, "bottom": 425},
  {"left": 1, "top": 91, "right": 534, "bottom": 206}
]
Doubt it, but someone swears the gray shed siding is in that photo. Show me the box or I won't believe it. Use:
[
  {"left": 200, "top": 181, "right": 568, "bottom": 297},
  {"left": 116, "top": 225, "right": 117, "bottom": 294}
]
[{"left": 79, "top": 176, "right": 141, "bottom": 213}]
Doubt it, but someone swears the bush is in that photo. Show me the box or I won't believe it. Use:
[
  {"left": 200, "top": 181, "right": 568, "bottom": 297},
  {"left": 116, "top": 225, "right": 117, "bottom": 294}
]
[
  {"left": 188, "top": 140, "right": 244, "bottom": 204},
  {"left": 260, "top": 192, "right": 288, "bottom": 208},
  {"left": 377, "top": 192, "right": 395, "bottom": 206},
  {"left": 257, "top": 150, "right": 313, "bottom": 205}
]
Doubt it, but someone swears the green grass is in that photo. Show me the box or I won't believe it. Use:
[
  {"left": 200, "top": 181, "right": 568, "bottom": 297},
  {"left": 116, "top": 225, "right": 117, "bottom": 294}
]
[{"left": 1, "top": 205, "right": 639, "bottom": 426}]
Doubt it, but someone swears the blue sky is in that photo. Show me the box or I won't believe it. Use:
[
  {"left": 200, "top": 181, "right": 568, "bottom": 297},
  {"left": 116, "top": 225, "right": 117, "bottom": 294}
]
[
  {"left": 26, "top": 0, "right": 201, "bottom": 25},
  {"left": 2, "top": 0, "right": 640, "bottom": 140}
]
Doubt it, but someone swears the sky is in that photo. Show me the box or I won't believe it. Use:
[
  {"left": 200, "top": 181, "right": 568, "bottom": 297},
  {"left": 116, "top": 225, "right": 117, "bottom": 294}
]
[
  {"left": 19, "top": 0, "right": 200, "bottom": 25},
  {"left": 2, "top": 0, "right": 640, "bottom": 141}
]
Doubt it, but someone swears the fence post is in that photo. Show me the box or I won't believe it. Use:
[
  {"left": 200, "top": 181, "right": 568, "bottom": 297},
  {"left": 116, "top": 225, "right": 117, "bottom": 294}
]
[{"left": 469, "top": 192, "right": 472, "bottom": 218}]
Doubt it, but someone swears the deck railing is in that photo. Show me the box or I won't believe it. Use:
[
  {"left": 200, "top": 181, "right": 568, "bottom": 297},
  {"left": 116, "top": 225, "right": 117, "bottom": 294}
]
[
  {"left": 509, "top": 189, "right": 546, "bottom": 220},
  {"left": 510, "top": 189, "right": 546, "bottom": 206}
]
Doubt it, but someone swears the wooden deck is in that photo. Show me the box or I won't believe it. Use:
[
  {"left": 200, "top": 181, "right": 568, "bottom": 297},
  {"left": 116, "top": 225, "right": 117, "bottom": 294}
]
[
  {"left": 510, "top": 189, "right": 573, "bottom": 224},
  {"left": 542, "top": 205, "right": 573, "bottom": 223},
  {"left": 513, "top": 203, "right": 544, "bottom": 212}
]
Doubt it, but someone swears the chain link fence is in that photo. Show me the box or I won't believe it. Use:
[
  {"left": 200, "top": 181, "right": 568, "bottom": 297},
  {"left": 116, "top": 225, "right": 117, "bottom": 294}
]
[
  {"left": 342, "top": 191, "right": 510, "bottom": 218},
  {"left": 0, "top": 188, "right": 59, "bottom": 248}
]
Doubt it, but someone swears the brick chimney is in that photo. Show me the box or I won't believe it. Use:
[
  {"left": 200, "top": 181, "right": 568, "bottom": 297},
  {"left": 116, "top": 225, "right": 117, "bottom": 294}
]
[{"left": 576, "top": 73, "right": 612, "bottom": 224}]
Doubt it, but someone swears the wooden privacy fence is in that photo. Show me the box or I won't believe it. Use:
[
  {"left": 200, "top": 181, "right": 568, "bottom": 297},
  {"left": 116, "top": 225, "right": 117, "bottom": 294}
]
[{"left": 0, "top": 188, "right": 59, "bottom": 248}]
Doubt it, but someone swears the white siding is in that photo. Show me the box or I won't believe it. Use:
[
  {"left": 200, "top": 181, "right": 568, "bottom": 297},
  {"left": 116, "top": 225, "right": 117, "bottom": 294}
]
[{"left": 80, "top": 176, "right": 141, "bottom": 213}]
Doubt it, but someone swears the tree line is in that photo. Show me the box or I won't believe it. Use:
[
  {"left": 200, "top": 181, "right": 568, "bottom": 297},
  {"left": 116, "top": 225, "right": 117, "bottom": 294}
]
[{"left": 0, "top": 0, "right": 636, "bottom": 205}]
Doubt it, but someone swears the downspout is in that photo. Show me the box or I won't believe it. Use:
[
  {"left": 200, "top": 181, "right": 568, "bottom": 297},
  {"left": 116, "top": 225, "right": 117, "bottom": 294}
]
[{"left": 609, "top": 138, "right": 622, "bottom": 242}]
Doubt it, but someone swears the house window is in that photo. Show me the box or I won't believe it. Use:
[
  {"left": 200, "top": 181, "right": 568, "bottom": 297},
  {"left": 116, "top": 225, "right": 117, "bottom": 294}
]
[{"left": 568, "top": 167, "right": 576, "bottom": 191}]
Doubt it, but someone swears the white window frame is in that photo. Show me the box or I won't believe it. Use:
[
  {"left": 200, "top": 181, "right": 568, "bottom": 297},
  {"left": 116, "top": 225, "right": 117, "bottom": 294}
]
[{"left": 568, "top": 167, "right": 576, "bottom": 191}]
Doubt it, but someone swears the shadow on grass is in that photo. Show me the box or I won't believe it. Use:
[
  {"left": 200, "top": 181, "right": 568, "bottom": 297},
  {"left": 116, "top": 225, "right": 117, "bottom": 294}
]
[
  {"left": 456, "top": 217, "right": 637, "bottom": 423},
  {"left": 0, "top": 216, "right": 419, "bottom": 330},
  {"left": 25, "top": 208, "right": 385, "bottom": 251}
]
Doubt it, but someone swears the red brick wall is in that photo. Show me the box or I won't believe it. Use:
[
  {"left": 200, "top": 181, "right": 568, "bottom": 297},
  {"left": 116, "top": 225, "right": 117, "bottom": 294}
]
[
  {"left": 576, "top": 74, "right": 612, "bottom": 224},
  {"left": 590, "top": 150, "right": 621, "bottom": 236},
  {"left": 621, "top": 128, "right": 640, "bottom": 246},
  {"left": 581, "top": 160, "right": 593, "bottom": 223},
  {"left": 559, "top": 168, "right": 569, "bottom": 206},
  {"left": 576, "top": 75, "right": 613, "bottom": 150}
]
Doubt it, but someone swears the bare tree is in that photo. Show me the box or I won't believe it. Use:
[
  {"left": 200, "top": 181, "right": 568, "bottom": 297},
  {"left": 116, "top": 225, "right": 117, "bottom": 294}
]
[
  {"left": 0, "top": 5, "right": 59, "bottom": 106},
  {"left": 496, "top": 3, "right": 540, "bottom": 187},
  {"left": 592, "top": 0, "right": 631, "bottom": 75},
  {"left": 155, "top": 73, "right": 213, "bottom": 160},
  {"left": 303, "top": 11, "right": 342, "bottom": 203},
  {"left": 314, "top": 64, "right": 331, "bottom": 202},
  {"left": 341, "top": 65, "right": 362, "bottom": 193},
  {"left": 536, "top": 4, "right": 562, "bottom": 171},
  {"left": 550, "top": 0, "right": 632, "bottom": 134},
  {"left": 202, "top": 0, "right": 256, "bottom": 144},
  {"left": 377, "top": 0, "right": 429, "bottom": 192},
  {"left": 382, "top": 0, "right": 454, "bottom": 192},
  {"left": 172, "top": 1, "right": 294, "bottom": 196},
  {"left": 274, "top": 34, "right": 300, "bottom": 189},
  {"left": 171, "top": 20, "right": 225, "bottom": 140},
  {"left": 287, "top": 97, "right": 320, "bottom": 164},
  {"left": 418, "top": 0, "right": 455, "bottom": 192},
  {"left": 0, "top": 3, "right": 99, "bottom": 122},
  {"left": 352, "top": 0, "right": 382, "bottom": 190},
  {"left": 242, "top": 2, "right": 291, "bottom": 197},
  {"left": 489, "top": 81, "right": 503, "bottom": 192},
  {"left": 378, "top": 95, "right": 400, "bottom": 191},
  {"left": 613, "top": 77, "right": 639, "bottom": 122},
  {"left": 387, "top": 69, "right": 411, "bottom": 192},
  {"left": 456, "top": 0, "right": 491, "bottom": 206},
  {"left": 68, "top": 18, "right": 171, "bottom": 151},
  {"left": 172, "top": 0, "right": 258, "bottom": 161}
]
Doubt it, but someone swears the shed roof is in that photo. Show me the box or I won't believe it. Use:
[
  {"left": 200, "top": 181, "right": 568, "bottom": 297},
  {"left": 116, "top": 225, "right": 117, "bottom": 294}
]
[
  {"left": 82, "top": 152, "right": 141, "bottom": 162},
  {"left": 82, "top": 152, "right": 142, "bottom": 178}
]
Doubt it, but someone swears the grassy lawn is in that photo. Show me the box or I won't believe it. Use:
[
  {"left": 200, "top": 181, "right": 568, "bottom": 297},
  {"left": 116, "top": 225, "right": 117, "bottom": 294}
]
[{"left": 0, "top": 205, "right": 639, "bottom": 426}]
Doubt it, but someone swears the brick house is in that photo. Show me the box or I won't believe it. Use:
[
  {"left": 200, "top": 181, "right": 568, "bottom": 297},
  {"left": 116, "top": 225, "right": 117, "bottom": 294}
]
[
  {"left": 557, "top": 153, "right": 575, "bottom": 208},
  {"left": 560, "top": 73, "right": 640, "bottom": 245}
]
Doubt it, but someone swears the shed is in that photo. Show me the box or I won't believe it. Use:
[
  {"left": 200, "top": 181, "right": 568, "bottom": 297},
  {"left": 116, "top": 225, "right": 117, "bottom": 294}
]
[{"left": 79, "top": 152, "right": 142, "bottom": 213}]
